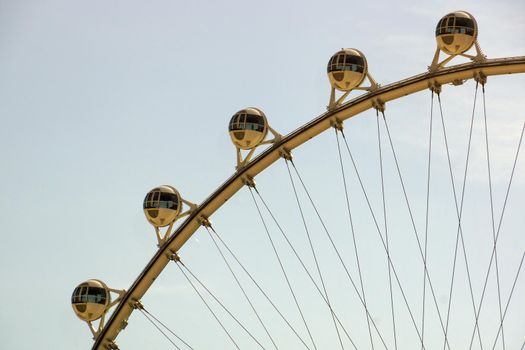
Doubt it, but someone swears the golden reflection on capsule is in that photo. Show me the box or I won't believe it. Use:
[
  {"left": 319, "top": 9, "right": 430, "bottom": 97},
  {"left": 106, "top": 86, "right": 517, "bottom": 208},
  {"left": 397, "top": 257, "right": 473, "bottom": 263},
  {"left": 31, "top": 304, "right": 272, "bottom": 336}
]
[
  {"left": 228, "top": 107, "right": 269, "bottom": 150},
  {"left": 435, "top": 11, "right": 478, "bottom": 55},
  {"left": 71, "top": 279, "right": 110, "bottom": 322},
  {"left": 327, "top": 48, "right": 368, "bottom": 92},
  {"left": 143, "top": 185, "right": 182, "bottom": 228}
]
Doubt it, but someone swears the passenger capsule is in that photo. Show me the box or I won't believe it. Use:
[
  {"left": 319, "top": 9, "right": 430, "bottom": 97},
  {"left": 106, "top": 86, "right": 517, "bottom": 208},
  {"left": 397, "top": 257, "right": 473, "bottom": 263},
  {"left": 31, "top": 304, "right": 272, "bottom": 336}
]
[
  {"left": 71, "top": 279, "right": 110, "bottom": 322},
  {"left": 436, "top": 11, "right": 478, "bottom": 55},
  {"left": 228, "top": 108, "right": 269, "bottom": 150},
  {"left": 143, "top": 185, "right": 182, "bottom": 227},
  {"left": 327, "top": 48, "right": 368, "bottom": 92}
]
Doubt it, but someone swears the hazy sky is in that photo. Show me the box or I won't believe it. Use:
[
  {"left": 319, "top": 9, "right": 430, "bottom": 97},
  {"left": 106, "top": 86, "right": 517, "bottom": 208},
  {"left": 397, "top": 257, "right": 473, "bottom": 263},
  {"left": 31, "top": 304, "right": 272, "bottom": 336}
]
[{"left": 1, "top": 1, "right": 524, "bottom": 349}]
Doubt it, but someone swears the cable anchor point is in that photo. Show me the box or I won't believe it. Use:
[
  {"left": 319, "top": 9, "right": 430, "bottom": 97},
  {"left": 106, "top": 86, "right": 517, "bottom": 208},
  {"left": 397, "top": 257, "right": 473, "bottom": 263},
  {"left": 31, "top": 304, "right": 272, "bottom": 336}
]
[
  {"left": 167, "top": 250, "right": 183, "bottom": 264},
  {"left": 198, "top": 215, "right": 212, "bottom": 228},
  {"left": 429, "top": 80, "right": 442, "bottom": 95},
  {"left": 279, "top": 147, "right": 293, "bottom": 161},
  {"left": 372, "top": 99, "right": 385, "bottom": 113},
  {"left": 106, "top": 341, "right": 120, "bottom": 350},
  {"left": 331, "top": 118, "right": 344, "bottom": 131},
  {"left": 130, "top": 299, "right": 144, "bottom": 310},
  {"left": 241, "top": 174, "right": 256, "bottom": 188},
  {"left": 474, "top": 71, "right": 487, "bottom": 86}
]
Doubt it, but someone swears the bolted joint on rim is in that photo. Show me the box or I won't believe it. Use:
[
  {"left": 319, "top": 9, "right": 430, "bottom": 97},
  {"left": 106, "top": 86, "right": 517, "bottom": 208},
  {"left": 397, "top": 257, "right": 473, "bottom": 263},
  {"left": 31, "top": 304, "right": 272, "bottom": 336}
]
[
  {"left": 331, "top": 118, "right": 344, "bottom": 131},
  {"left": 130, "top": 300, "right": 144, "bottom": 310},
  {"left": 372, "top": 98, "right": 385, "bottom": 113},
  {"left": 428, "top": 80, "right": 442, "bottom": 94},
  {"left": 241, "top": 175, "right": 256, "bottom": 188},
  {"left": 197, "top": 215, "right": 212, "bottom": 228},
  {"left": 279, "top": 147, "right": 293, "bottom": 161},
  {"left": 167, "top": 250, "right": 182, "bottom": 263},
  {"left": 452, "top": 79, "right": 465, "bottom": 86},
  {"left": 474, "top": 71, "right": 487, "bottom": 85},
  {"left": 105, "top": 342, "right": 119, "bottom": 350}
]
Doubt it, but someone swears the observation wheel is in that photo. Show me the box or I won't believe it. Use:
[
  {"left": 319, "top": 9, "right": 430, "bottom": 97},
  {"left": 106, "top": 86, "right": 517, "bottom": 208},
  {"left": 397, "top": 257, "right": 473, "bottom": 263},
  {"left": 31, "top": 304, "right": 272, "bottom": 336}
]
[{"left": 73, "top": 11, "right": 525, "bottom": 350}]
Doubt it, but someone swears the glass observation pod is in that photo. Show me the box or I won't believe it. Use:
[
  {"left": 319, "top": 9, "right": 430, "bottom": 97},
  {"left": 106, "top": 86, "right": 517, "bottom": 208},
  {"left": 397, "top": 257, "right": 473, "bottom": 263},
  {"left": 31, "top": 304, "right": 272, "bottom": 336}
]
[
  {"left": 435, "top": 11, "right": 478, "bottom": 55},
  {"left": 143, "top": 186, "right": 182, "bottom": 228},
  {"left": 327, "top": 49, "right": 368, "bottom": 92},
  {"left": 228, "top": 108, "right": 269, "bottom": 150},
  {"left": 71, "top": 280, "right": 110, "bottom": 321}
]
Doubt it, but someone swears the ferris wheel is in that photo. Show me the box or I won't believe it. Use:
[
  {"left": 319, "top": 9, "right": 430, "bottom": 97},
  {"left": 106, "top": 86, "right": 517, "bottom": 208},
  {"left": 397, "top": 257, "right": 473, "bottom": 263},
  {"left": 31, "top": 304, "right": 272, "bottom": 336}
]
[{"left": 72, "top": 11, "right": 525, "bottom": 350}]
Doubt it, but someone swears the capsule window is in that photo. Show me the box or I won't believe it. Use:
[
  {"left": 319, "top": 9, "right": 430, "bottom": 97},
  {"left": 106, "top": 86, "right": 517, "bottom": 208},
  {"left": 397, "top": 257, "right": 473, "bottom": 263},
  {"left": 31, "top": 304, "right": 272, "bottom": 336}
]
[
  {"left": 71, "top": 285, "right": 86, "bottom": 304},
  {"left": 144, "top": 192, "right": 157, "bottom": 209},
  {"left": 436, "top": 15, "right": 475, "bottom": 37},
  {"left": 144, "top": 190, "right": 160, "bottom": 209},
  {"left": 436, "top": 16, "right": 454, "bottom": 35},
  {"left": 229, "top": 113, "right": 264, "bottom": 132},
  {"left": 229, "top": 113, "right": 247, "bottom": 131},
  {"left": 144, "top": 191, "right": 179, "bottom": 209},
  {"left": 455, "top": 17, "right": 475, "bottom": 36},
  {"left": 329, "top": 55, "right": 336, "bottom": 67},
  {"left": 87, "top": 287, "right": 108, "bottom": 304},
  {"left": 328, "top": 52, "right": 365, "bottom": 73},
  {"left": 71, "top": 286, "right": 107, "bottom": 305},
  {"left": 245, "top": 114, "right": 264, "bottom": 125},
  {"left": 159, "top": 192, "right": 179, "bottom": 209}
]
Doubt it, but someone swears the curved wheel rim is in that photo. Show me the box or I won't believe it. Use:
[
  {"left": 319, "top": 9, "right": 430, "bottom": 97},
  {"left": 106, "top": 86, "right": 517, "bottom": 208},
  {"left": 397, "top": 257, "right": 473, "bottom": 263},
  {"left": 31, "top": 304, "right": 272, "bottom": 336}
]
[{"left": 93, "top": 56, "right": 525, "bottom": 350}]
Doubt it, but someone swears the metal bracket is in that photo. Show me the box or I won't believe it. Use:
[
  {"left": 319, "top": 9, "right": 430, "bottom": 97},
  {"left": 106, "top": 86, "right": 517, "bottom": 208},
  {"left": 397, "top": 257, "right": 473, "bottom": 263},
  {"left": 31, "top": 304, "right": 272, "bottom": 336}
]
[
  {"left": 167, "top": 249, "right": 181, "bottom": 263},
  {"left": 467, "top": 40, "right": 487, "bottom": 63},
  {"left": 372, "top": 98, "right": 385, "bottom": 113},
  {"left": 235, "top": 126, "right": 282, "bottom": 170},
  {"left": 198, "top": 215, "right": 212, "bottom": 228},
  {"left": 241, "top": 174, "right": 256, "bottom": 188},
  {"left": 331, "top": 118, "right": 344, "bottom": 131},
  {"left": 428, "top": 80, "right": 442, "bottom": 94},
  {"left": 279, "top": 147, "right": 293, "bottom": 161},
  {"left": 106, "top": 341, "right": 120, "bottom": 350},
  {"left": 130, "top": 299, "right": 144, "bottom": 310},
  {"left": 119, "top": 320, "right": 128, "bottom": 331},
  {"left": 474, "top": 71, "right": 487, "bottom": 85},
  {"left": 153, "top": 198, "right": 198, "bottom": 247}
]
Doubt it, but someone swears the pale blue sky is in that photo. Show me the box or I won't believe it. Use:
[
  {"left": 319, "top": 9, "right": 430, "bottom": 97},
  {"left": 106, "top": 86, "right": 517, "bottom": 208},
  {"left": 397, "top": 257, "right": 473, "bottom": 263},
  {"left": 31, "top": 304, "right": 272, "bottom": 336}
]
[{"left": 0, "top": 1, "right": 524, "bottom": 349}]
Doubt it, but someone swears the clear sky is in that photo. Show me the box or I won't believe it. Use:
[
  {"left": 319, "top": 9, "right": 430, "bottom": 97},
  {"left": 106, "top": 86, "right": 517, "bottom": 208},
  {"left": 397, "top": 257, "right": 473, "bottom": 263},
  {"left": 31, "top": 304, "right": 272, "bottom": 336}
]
[{"left": 1, "top": 0, "right": 524, "bottom": 349}]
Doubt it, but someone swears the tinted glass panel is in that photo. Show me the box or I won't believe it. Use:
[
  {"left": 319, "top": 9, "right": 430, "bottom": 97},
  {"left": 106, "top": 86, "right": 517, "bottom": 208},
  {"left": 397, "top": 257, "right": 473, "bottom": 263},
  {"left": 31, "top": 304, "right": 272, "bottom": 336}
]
[
  {"left": 160, "top": 192, "right": 177, "bottom": 202},
  {"left": 228, "top": 119, "right": 236, "bottom": 131},
  {"left": 71, "top": 286, "right": 107, "bottom": 304},
  {"left": 156, "top": 192, "right": 178, "bottom": 209},
  {"left": 455, "top": 17, "right": 473, "bottom": 28},
  {"left": 435, "top": 16, "right": 475, "bottom": 36},
  {"left": 245, "top": 114, "right": 264, "bottom": 124},
  {"left": 86, "top": 287, "right": 108, "bottom": 304},
  {"left": 245, "top": 123, "right": 264, "bottom": 132},
  {"left": 71, "top": 286, "right": 83, "bottom": 303},
  {"left": 328, "top": 64, "right": 364, "bottom": 73},
  {"left": 344, "top": 55, "right": 364, "bottom": 65}
]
